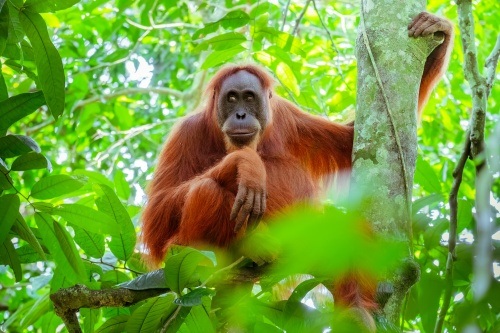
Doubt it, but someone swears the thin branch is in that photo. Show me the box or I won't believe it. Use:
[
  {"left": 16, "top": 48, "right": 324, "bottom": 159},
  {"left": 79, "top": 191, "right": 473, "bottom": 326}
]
[
  {"left": 434, "top": 133, "right": 470, "bottom": 333},
  {"left": 457, "top": 0, "right": 487, "bottom": 159},
  {"left": 71, "top": 87, "right": 184, "bottom": 112},
  {"left": 80, "top": 30, "right": 150, "bottom": 74},
  {"left": 485, "top": 33, "right": 500, "bottom": 97},
  {"left": 281, "top": 0, "right": 292, "bottom": 31},
  {"left": 292, "top": 0, "right": 312, "bottom": 36}
]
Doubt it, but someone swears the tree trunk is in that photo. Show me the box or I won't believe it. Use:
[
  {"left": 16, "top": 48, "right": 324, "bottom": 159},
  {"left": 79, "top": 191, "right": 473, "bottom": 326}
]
[{"left": 352, "top": 0, "right": 442, "bottom": 324}]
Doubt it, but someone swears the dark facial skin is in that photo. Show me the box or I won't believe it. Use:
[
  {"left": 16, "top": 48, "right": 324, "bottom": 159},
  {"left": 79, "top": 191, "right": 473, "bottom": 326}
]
[{"left": 217, "top": 71, "right": 270, "bottom": 147}]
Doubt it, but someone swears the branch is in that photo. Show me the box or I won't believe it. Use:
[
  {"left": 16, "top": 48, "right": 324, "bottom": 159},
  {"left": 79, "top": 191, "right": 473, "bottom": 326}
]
[
  {"left": 485, "top": 33, "right": 500, "bottom": 97},
  {"left": 292, "top": 0, "right": 312, "bottom": 36},
  {"left": 457, "top": 0, "right": 487, "bottom": 159},
  {"left": 434, "top": 132, "right": 470, "bottom": 333},
  {"left": 71, "top": 87, "right": 184, "bottom": 112},
  {"left": 50, "top": 284, "right": 167, "bottom": 333}
]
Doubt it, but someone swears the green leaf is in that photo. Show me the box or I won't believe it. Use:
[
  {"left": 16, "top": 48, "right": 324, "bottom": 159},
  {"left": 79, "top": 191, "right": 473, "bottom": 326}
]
[
  {"left": 165, "top": 247, "right": 215, "bottom": 294},
  {"left": 457, "top": 198, "right": 473, "bottom": 232},
  {"left": 125, "top": 294, "right": 177, "bottom": 333},
  {"left": 114, "top": 169, "right": 130, "bottom": 200},
  {"left": 0, "top": 194, "right": 20, "bottom": 246},
  {"left": 0, "top": 71, "right": 7, "bottom": 103},
  {"left": 276, "top": 62, "right": 300, "bottom": 96},
  {"left": 72, "top": 224, "right": 105, "bottom": 258},
  {"left": 412, "top": 193, "right": 445, "bottom": 215},
  {"left": 415, "top": 156, "right": 442, "bottom": 193},
  {"left": 94, "top": 184, "right": 136, "bottom": 261},
  {"left": 194, "top": 32, "right": 247, "bottom": 52},
  {"left": 423, "top": 218, "right": 448, "bottom": 250},
  {"left": 118, "top": 269, "right": 167, "bottom": 290},
  {"left": 11, "top": 213, "right": 46, "bottom": 260},
  {"left": 173, "top": 287, "right": 216, "bottom": 307},
  {"left": 52, "top": 204, "right": 121, "bottom": 235},
  {"left": 95, "top": 315, "right": 130, "bottom": 333},
  {"left": 23, "top": 0, "right": 80, "bottom": 13},
  {"left": 35, "top": 212, "right": 86, "bottom": 280},
  {"left": 0, "top": 237, "right": 22, "bottom": 281},
  {"left": 0, "top": 3, "right": 8, "bottom": 56},
  {"left": 0, "top": 92, "right": 46, "bottom": 134},
  {"left": 254, "top": 27, "right": 305, "bottom": 56},
  {"left": 181, "top": 305, "right": 215, "bottom": 333},
  {"left": 7, "top": 2, "right": 24, "bottom": 44},
  {"left": 0, "top": 157, "right": 13, "bottom": 190},
  {"left": 30, "top": 174, "right": 86, "bottom": 199},
  {"left": 11, "top": 151, "right": 52, "bottom": 171},
  {"left": 19, "top": 10, "right": 65, "bottom": 118},
  {"left": 219, "top": 10, "right": 250, "bottom": 29},
  {"left": 201, "top": 45, "right": 246, "bottom": 70},
  {"left": 0, "top": 134, "right": 41, "bottom": 158}
]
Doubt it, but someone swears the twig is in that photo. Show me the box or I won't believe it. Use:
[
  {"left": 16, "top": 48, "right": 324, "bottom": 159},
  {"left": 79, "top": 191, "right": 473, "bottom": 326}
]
[
  {"left": 457, "top": 0, "right": 486, "bottom": 160},
  {"left": 83, "top": 258, "right": 143, "bottom": 275},
  {"left": 485, "top": 33, "right": 500, "bottom": 97},
  {"left": 434, "top": 133, "right": 470, "bottom": 333},
  {"left": 71, "top": 87, "right": 184, "bottom": 113},
  {"left": 160, "top": 305, "right": 182, "bottom": 333},
  {"left": 80, "top": 30, "right": 151, "bottom": 74},
  {"left": 292, "top": 0, "right": 312, "bottom": 36},
  {"left": 201, "top": 256, "right": 245, "bottom": 287},
  {"left": 281, "top": 0, "right": 292, "bottom": 31}
]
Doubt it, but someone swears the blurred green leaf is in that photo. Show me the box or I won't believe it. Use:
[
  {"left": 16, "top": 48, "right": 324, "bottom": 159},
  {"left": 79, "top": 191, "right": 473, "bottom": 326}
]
[
  {"left": 415, "top": 156, "right": 442, "bottom": 193},
  {"left": 11, "top": 213, "right": 46, "bottom": 260},
  {"left": 114, "top": 169, "right": 130, "bottom": 200},
  {"left": 201, "top": 45, "right": 246, "bottom": 70}
]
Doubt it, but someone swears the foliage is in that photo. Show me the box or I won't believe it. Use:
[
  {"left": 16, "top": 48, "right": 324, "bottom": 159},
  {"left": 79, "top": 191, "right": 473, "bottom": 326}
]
[{"left": 0, "top": 0, "right": 499, "bottom": 332}]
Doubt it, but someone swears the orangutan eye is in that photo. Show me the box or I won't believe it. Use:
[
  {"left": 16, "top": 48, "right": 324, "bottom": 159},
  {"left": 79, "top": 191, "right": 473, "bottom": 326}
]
[
  {"left": 227, "top": 93, "right": 237, "bottom": 102},
  {"left": 245, "top": 93, "right": 254, "bottom": 101}
]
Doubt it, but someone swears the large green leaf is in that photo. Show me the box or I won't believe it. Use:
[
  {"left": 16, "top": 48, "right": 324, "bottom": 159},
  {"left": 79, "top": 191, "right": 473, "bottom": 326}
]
[
  {"left": 0, "top": 134, "right": 41, "bottom": 158},
  {"left": 0, "top": 92, "right": 46, "bottom": 134},
  {"left": 125, "top": 294, "right": 177, "bottom": 333},
  {"left": 118, "top": 269, "right": 167, "bottom": 290},
  {"left": 72, "top": 224, "right": 105, "bottom": 258},
  {"left": 30, "top": 174, "right": 86, "bottom": 199},
  {"left": 95, "top": 315, "right": 130, "bottom": 333},
  {"left": 0, "top": 237, "right": 22, "bottom": 281},
  {"left": 164, "top": 247, "right": 215, "bottom": 294},
  {"left": 0, "top": 157, "right": 13, "bottom": 190},
  {"left": 19, "top": 293, "right": 50, "bottom": 329},
  {"left": 0, "top": 194, "right": 20, "bottom": 246},
  {"left": 181, "top": 305, "right": 215, "bottom": 333},
  {"left": 173, "top": 287, "right": 216, "bottom": 307},
  {"left": 94, "top": 183, "right": 136, "bottom": 261},
  {"left": 35, "top": 212, "right": 86, "bottom": 280},
  {"left": 11, "top": 213, "right": 46, "bottom": 260},
  {"left": 23, "top": 0, "right": 81, "bottom": 13},
  {"left": 19, "top": 10, "right": 65, "bottom": 119},
  {"left": 11, "top": 151, "right": 52, "bottom": 171},
  {"left": 415, "top": 156, "right": 442, "bottom": 193},
  {"left": 51, "top": 204, "right": 121, "bottom": 235},
  {"left": 193, "top": 32, "right": 247, "bottom": 52}
]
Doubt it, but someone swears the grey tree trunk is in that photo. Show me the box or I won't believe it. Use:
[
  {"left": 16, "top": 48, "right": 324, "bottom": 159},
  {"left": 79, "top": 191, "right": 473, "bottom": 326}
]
[{"left": 352, "top": 0, "right": 442, "bottom": 324}]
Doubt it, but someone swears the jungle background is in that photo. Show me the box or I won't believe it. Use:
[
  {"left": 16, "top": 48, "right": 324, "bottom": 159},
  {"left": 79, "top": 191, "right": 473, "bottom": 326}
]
[{"left": 0, "top": 0, "right": 499, "bottom": 332}]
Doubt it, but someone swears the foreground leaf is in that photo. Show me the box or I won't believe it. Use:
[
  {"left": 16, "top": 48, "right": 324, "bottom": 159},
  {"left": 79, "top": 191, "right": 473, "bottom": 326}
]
[
  {"left": 19, "top": 10, "right": 65, "bottom": 118},
  {"left": 0, "top": 194, "right": 20, "bottom": 245}
]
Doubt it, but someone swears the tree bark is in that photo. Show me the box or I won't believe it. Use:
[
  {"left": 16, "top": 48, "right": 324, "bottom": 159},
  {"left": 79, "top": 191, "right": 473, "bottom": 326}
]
[{"left": 352, "top": 0, "right": 442, "bottom": 324}]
